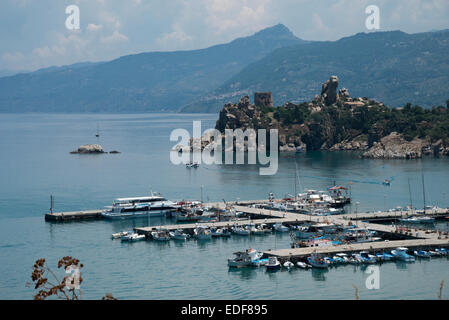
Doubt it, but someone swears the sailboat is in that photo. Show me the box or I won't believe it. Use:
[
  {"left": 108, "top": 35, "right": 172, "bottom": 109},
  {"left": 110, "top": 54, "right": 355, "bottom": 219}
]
[{"left": 95, "top": 123, "right": 100, "bottom": 138}]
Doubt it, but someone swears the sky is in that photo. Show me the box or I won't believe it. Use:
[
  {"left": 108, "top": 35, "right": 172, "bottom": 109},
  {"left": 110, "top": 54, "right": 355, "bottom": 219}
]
[{"left": 1, "top": 0, "right": 449, "bottom": 72}]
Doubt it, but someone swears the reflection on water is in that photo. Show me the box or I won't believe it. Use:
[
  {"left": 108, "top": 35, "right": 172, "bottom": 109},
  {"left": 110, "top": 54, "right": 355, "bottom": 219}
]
[{"left": 311, "top": 268, "right": 328, "bottom": 281}]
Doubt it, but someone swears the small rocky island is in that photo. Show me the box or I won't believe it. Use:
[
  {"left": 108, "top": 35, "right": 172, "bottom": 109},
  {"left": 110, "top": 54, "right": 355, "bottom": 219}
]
[
  {"left": 215, "top": 76, "right": 449, "bottom": 159},
  {"left": 70, "top": 144, "right": 121, "bottom": 154}
]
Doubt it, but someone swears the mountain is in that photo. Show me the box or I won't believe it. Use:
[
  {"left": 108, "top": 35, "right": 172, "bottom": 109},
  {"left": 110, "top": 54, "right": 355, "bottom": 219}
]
[
  {"left": 0, "top": 24, "right": 304, "bottom": 113},
  {"left": 182, "top": 29, "right": 449, "bottom": 113}
]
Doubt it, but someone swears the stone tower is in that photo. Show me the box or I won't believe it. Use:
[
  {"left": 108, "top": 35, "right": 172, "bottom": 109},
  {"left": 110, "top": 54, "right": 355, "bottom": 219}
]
[{"left": 254, "top": 92, "right": 273, "bottom": 108}]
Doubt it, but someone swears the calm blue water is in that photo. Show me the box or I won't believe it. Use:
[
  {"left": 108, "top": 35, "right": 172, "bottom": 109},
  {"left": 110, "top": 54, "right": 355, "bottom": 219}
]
[{"left": 0, "top": 113, "right": 448, "bottom": 300}]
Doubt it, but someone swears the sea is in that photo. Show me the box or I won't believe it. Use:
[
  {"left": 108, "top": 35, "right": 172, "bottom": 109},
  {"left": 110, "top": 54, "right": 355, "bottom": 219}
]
[{"left": 0, "top": 113, "right": 448, "bottom": 300}]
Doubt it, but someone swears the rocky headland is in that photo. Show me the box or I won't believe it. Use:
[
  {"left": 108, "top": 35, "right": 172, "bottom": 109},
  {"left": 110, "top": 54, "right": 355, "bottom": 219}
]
[{"left": 214, "top": 76, "right": 449, "bottom": 159}]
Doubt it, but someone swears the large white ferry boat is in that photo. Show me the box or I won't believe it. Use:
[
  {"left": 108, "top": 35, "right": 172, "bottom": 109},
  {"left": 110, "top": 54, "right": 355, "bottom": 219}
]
[{"left": 101, "top": 192, "right": 177, "bottom": 219}]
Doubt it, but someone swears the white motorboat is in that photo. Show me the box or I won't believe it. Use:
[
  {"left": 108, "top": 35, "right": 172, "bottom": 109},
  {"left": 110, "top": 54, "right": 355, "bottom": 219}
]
[
  {"left": 227, "top": 248, "right": 263, "bottom": 268},
  {"left": 400, "top": 216, "right": 435, "bottom": 224},
  {"left": 111, "top": 231, "right": 129, "bottom": 239},
  {"left": 121, "top": 233, "right": 146, "bottom": 242},
  {"left": 283, "top": 261, "right": 294, "bottom": 269},
  {"left": 266, "top": 257, "right": 281, "bottom": 271},
  {"left": 102, "top": 192, "right": 176, "bottom": 219},
  {"left": 334, "top": 253, "right": 350, "bottom": 263},
  {"left": 169, "top": 229, "right": 190, "bottom": 241}
]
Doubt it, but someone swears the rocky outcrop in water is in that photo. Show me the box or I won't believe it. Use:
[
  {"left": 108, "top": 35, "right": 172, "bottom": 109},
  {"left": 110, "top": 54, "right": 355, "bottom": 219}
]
[{"left": 70, "top": 144, "right": 105, "bottom": 154}]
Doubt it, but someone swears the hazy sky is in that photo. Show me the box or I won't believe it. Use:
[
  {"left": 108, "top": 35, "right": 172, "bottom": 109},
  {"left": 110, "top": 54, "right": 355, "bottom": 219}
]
[{"left": 1, "top": 0, "right": 449, "bottom": 72}]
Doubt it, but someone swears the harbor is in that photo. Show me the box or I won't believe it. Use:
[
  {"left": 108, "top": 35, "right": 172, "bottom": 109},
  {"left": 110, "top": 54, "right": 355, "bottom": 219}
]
[{"left": 44, "top": 194, "right": 449, "bottom": 268}]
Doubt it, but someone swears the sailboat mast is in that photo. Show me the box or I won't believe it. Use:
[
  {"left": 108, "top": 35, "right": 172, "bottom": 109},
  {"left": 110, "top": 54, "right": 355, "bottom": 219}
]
[
  {"left": 422, "top": 172, "right": 426, "bottom": 214},
  {"left": 408, "top": 178, "right": 413, "bottom": 211}
]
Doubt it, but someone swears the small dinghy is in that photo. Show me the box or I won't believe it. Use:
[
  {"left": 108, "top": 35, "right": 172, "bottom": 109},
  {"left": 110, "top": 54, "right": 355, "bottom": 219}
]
[
  {"left": 266, "top": 257, "right": 281, "bottom": 271},
  {"left": 169, "top": 229, "right": 190, "bottom": 241},
  {"left": 111, "top": 231, "right": 129, "bottom": 239},
  {"left": 283, "top": 261, "right": 294, "bottom": 270},
  {"left": 296, "top": 261, "right": 311, "bottom": 269}
]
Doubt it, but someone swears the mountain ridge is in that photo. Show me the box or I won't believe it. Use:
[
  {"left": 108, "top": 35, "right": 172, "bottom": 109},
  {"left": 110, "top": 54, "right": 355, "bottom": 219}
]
[
  {"left": 0, "top": 24, "right": 304, "bottom": 113},
  {"left": 182, "top": 29, "right": 449, "bottom": 113}
]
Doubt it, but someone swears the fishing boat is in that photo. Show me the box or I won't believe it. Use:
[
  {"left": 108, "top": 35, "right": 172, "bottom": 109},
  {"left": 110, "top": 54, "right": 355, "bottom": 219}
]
[
  {"left": 266, "top": 257, "right": 281, "bottom": 271},
  {"left": 273, "top": 223, "right": 289, "bottom": 232},
  {"left": 121, "top": 233, "right": 146, "bottom": 242},
  {"left": 169, "top": 229, "right": 190, "bottom": 241},
  {"left": 151, "top": 229, "right": 171, "bottom": 241},
  {"left": 307, "top": 254, "right": 329, "bottom": 269},
  {"left": 414, "top": 250, "right": 432, "bottom": 258},
  {"left": 227, "top": 249, "right": 263, "bottom": 268},
  {"left": 391, "top": 247, "right": 415, "bottom": 262},
  {"left": 296, "top": 261, "right": 311, "bottom": 269},
  {"left": 102, "top": 192, "right": 176, "bottom": 219},
  {"left": 111, "top": 231, "right": 129, "bottom": 239},
  {"left": 194, "top": 226, "right": 212, "bottom": 240}
]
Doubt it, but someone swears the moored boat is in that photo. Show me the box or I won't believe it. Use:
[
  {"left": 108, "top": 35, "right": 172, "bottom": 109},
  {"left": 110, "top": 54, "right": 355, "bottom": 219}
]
[
  {"left": 273, "top": 223, "right": 289, "bottom": 232},
  {"left": 414, "top": 250, "right": 431, "bottom": 258},
  {"left": 227, "top": 248, "right": 263, "bottom": 268},
  {"left": 307, "top": 254, "right": 329, "bottom": 269},
  {"left": 151, "top": 229, "right": 171, "bottom": 241},
  {"left": 266, "top": 257, "right": 281, "bottom": 271},
  {"left": 111, "top": 231, "right": 129, "bottom": 239},
  {"left": 391, "top": 247, "right": 415, "bottom": 262},
  {"left": 169, "top": 229, "right": 190, "bottom": 240},
  {"left": 194, "top": 226, "right": 212, "bottom": 240},
  {"left": 121, "top": 232, "right": 146, "bottom": 242}
]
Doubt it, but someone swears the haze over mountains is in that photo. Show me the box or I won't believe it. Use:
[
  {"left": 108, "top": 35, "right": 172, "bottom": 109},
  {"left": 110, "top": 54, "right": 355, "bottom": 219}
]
[
  {"left": 1, "top": 24, "right": 448, "bottom": 113},
  {"left": 0, "top": 24, "right": 303, "bottom": 113}
]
